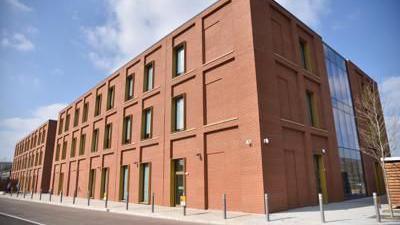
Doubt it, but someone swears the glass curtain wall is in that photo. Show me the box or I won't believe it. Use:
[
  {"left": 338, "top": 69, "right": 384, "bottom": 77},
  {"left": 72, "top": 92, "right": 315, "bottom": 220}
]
[{"left": 323, "top": 44, "right": 366, "bottom": 198}]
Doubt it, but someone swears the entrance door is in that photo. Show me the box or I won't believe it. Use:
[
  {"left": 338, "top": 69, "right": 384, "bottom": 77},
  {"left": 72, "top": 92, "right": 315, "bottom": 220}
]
[
  {"left": 172, "top": 159, "right": 185, "bottom": 206},
  {"left": 140, "top": 163, "right": 150, "bottom": 203},
  {"left": 101, "top": 168, "right": 109, "bottom": 200},
  {"left": 58, "top": 173, "right": 64, "bottom": 195},
  {"left": 120, "top": 165, "right": 129, "bottom": 201},
  {"left": 313, "top": 155, "right": 328, "bottom": 203},
  {"left": 89, "top": 169, "right": 96, "bottom": 198}
]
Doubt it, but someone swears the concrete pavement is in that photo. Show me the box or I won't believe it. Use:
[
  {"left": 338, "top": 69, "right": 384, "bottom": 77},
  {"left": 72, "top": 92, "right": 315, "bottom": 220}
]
[{"left": 0, "top": 192, "right": 399, "bottom": 225}]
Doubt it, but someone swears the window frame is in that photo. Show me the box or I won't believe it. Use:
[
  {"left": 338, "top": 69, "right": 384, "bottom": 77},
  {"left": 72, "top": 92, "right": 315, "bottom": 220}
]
[
  {"left": 74, "top": 108, "right": 80, "bottom": 127},
  {"left": 91, "top": 128, "right": 99, "bottom": 152},
  {"left": 125, "top": 74, "right": 134, "bottom": 101},
  {"left": 171, "top": 94, "right": 186, "bottom": 132},
  {"left": 143, "top": 61, "right": 155, "bottom": 92},
  {"left": 122, "top": 115, "right": 132, "bottom": 144},
  {"left": 104, "top": 123, "right": 112, "bottom": 149},
  {"left": 141, "top": 107, "right": 153, "bottom": 140},
  {"left": 95, "top": 94, "right": 102, "bottom": 116},
  {"left": 173, "top": 42, "right": 186, "bottom": 77},
  {"left": 107, "top": 86, "right": 115, "bottom": 110}
]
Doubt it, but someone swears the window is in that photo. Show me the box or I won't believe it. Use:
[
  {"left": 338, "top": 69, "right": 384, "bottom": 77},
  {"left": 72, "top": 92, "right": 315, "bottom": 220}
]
[
  {"left": 107, "top": 86, "right": 115, "bottom": 110},
  {"left": 74, "top": 108, "right": 80, "bottom": 127},
  {"left": 55, "top": 144, "right": 61, "bottom": 161},
  {"left": 125, "top": 75, "right": 134, "bottom": 101},
  {"left": 61, "top": 141, "right": 67, "bottom": 160},
  {"left": 70, "top": 137, "right": 77, "bottom": 157},
  {"left": 123, "top": 115, "right": 132, "bottom": 144},
  {"left": 91, "top": 129, "right": 99, "bottom": 152},
  {"left": 82, "top": 102, "right": 89, "bottom": 123},
  {"left": 42, "top": 130, "right": 46, "bottom": 143},
  {"left": 299, "top": 39, "right": 311, "bottom": 70},
  {"left": 58, "top": 118, "right": 64, "bottom": 135},
  {"left": 104, "top": 123, "right": 112, "bottom": 149},
  {"left": 100, "top": 167, "right": 109, "bottom": 200},
  {"left": 144, "top": 62, "right": 154, "bottom": 92},
  {"left": 95, "top": 94, "right": 102, "bottom": 116},
  {"left": 306, "top": 91, "right": 319, "bottom": 127},
  {"left": 142, "top": 108, "right": 152, "bottom": 139},
  {"left": 139, "top": 163, "right": 150, "bottom": 203},
  {"left": 79, "top": 134, "right": 86, "bottom": 155},
  {"left": 174, "top": 43, "right": 186, "bottom": 76},
  {"left": 65, "top": 114, "right": 70, "bottom": 132},
  {"left": 89, "top": 169, "right": 96, "bottom": 198},
  {"left": 172, "top": 159, "right": 185, "bottom": 206},
  {"left": 172, "top": 95, "right": 185, "bottom": 132},
  {"left": 120, "top": 165, "right": 129, "bottom": 201}
]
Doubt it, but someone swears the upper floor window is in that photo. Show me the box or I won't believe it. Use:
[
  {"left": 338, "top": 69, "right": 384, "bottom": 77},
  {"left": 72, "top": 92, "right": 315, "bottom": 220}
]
[
  {"left": 174, "top": 43, "right": 186, "bottom": 76},
  {"left": 125, "top": 75, "right": 134, "bottom": 101},
  {"left": 107, "top": 86, "right": 115, "bottom": 110},
  {"left": 104, "top": 123, "right": 112, "bottom": 149},
  {"left": 70, "top": 137, "right": 77, "bottom": 158},
  {"left": 123, "top": 115, "right": 132, "bottom": 144},
  {"left": 95, "top": 94, "right": 102, "bottom": 116},
  {"left": 55, "top": 144, "right": 61, "bottom": 161},
  {"left": 65, "top": 114, "right": 70, "bottom": 132},
  {"left": 299, "top": 39, "right": 311, "bottom": 71},
  {"left": 58, "top": 118, "right": 64, "bottom": 135},
  {"left": 91, "top": 129, "right": 99, "bottom": 152},
  {"left": 82, "top": 102, "right": 89, "bottom": 123},
  {"left": 142, "top": 107, "right": 153, "bottom": 140},
  {"left": 42, "top": 130, "right": 46, "bottom": 143},
  {"left": 74, "top": 108, "right": 80, "bottom": 127},
  {"left": 144, "top": 62, "right": 154, "bottom": 92},
  {"left": 172, "top": 95, "right": 185, "bottom": 132},
  {"left": 305, "top": 90, "right": 319, "bottom": 127},
  {"left": 79, "top": 134, "right": 86, "bottom": 155},
  {"left": 61, "top": 141, "right": 67, "bottom": 160}
]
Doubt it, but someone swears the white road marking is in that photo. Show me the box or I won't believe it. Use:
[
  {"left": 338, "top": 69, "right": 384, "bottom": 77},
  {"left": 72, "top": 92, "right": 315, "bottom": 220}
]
[{"left": 0, "top": 211, "right": 47, "bottom": 225}]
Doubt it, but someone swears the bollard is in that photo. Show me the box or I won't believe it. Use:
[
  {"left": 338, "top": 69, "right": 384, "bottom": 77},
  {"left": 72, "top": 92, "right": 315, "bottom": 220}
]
[
  {"left": 49, "top": 189, "right": 52, "bottom": 202},
  {"left": 10, "top": 188, "right": 13, "bottom": 197},
  {"left": 264, "top": 193, "right": 270, "bottom": 222},
  {"left": 151, "top": 193, "right": 155, "bottom": 213},
  {"left": 319, "top": 193, "right": 325, "bottom": 223},
  {"left": 125, "top": 191, "right": 129, "bottom": 210},
  {"left": 73, "top": 190, "right": 76, "bottom": 205},
  {"left": 17, "top": 190, "right": 19, "bottom": 198},
  {"left": 223, "top": 193, "right": 227, "bottom": 220},
  {"left": 39, "top": 190, "right": 42, "bottom": 201},
  {"left": 23, "top": 191, "right": 26, "bottom": 198},
  {"left": 31, "top": 190, "right": 34, "bottom": 199},
  {"left": 105, "top": 192, "right": 108, "bottom": 209},
  {"left": 60, "top": 191, "right": 63, "bottom": 203},
  {"left": 87, "top": 191, "right": 90, "bottom": 206},
  {"left": 373, "top": 193, "right": 381, "bottom": 223}
]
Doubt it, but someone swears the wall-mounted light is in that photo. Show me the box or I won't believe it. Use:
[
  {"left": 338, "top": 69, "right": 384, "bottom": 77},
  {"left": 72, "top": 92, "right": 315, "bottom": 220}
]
[
  {"left": 263, "top": 138, "right": 270, "bottom": 144},
  {"left": 196, "top": 153, "right": 202, "bottom": 160},
  {"left": 245, "top": 139, "right": 252, "bottom": 146},
  {"left": 134, "top": 161, "right": 139, "bottom": 167},
  {"left": 322, "top": 149, "right": 327, "bottom": 155}
]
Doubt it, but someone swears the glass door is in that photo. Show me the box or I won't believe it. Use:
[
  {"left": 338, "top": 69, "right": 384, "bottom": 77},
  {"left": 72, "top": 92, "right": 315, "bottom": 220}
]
[
  {"left": 101, "top": 168, "right": 109, "bottom": 200},
  {"left": 140, "top": 163, "right": 150, "bottom": 203},
  {"left": 89, "top": 169, "right": 96, "bottom": 198},
  {"left": 121, "top": 165, "right": 129, "bottom": 201},
  {"left": 173, "top": 159, "right": 185, "bottom": 206}
]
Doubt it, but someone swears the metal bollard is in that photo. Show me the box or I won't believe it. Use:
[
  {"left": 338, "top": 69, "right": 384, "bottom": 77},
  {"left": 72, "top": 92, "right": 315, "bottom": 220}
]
[
  {"left": 264, "top": 193, "right": 270, "bottom": 222},
  {"left": 31, "top": 190, "right": 33, "bottom": 199},
  {"left": 151, "top": 193, "right": 155, "bottom": 213},
  {"left": 319, "top": 193, "right": 325, "bottom": 223},
  {"left": 125, "top": 191, "right": 129, "bottom": 210},
  {"left": 73, "top": 190, "right": 76, "bottom": 205},
  {"left": 49, "top": 189, "right": 52, "bottom": 202},
  {"left": 223, "top": 193, "right": 227, "bottom": 219},
  {"left": 60, "top": 191, "right": 63, "bottom": 203},
  {"left": 10, "top": 188, "right": 13, "bottom": 197},
  {"left": 39, "top": 190, "right": 42, "bottom": 201},
  {"left": 23, "top": 191, "right": 26, "bottom": 198},
  {"left": 17, "top": 190, "right": 19, "bottom": 198},
  {"left": 87, "top": 191, "right": 90, "bottom": 206},
  {"left": 373, "top": 193, "right": 381, "bottom": 223},
  {"left": 105, "top": 192, "right": 108, "bottom": 209}
]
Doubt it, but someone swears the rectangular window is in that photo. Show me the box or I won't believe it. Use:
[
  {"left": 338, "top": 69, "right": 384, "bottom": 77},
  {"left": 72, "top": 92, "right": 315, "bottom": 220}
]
[
  {"left": 172, "top": 158, "right": 185, "bottom": 206},
  {"left": 61, "top": 141, "right": 67, "bottom": 160},
  {"left": 174, "top": 44, "right": 186, "bottom": 76},
  {"left": 55, "top": 144, "right": 61, "bottom": 161},
  {"left": 89, "top": 169, "right": 96, "bottom": 198},
  {"left": 82, "top": 102, "right": 89, "bottom": 123},
  {"left": 39, "top": 151, "right": 43, "bottom": 165},
  {"left": 58, "top": 118, "right": 64, "bottom": 135},
  {"left": 70, "top": 137, "right": 77, "bottom": 157},
  {"left": 107, "top": 86, "right": 115, "bottom": 110},
  {"left": 142, "top": 108, "right": 152, "bottom": 140},
  {"left": 100, "top": 167, "right": 109, "bottom": 200},
  {"left": 139, "top": 163, "right": 150, "bottom": 203},
  {"left": 306, "top": 91, "right": 319, "bottom": 127},
  {"left": 95, "top": 94, "right": 102, "bottom": 116},
  {"left": 104, "top": 123, "right": 112, "bottom": 149},
  {"left": 91, "top": 129, "right": 99, "bottom": 152},
  {"left": 65, "top": 114, "right": 70, "bottom": 132},
  {"left": 42, "top": 130, "right": 46, "bottom": 143},
  {"left": 172, "top": 96, "right": 185, "bottom": 132},
  {"left": 299, "top": 39, "right": 310, "bottom": 70},
  {"left": 74, "top": 108, "right": 80, "bottom": 127},
  {"left": 125, "top": 75, "right": 134, "bottom": 101},
  {"left": 143, "top": 62, "right": 154, "bottom": 92},
  {"left": 123, "top": 115, "right": 132, "bottom": 144},
  {"left": 79, "top": 134, "right": 86, "bottom": 155},
  {"left": 120, "top": 165, "right": 129, "bottom": 201}
]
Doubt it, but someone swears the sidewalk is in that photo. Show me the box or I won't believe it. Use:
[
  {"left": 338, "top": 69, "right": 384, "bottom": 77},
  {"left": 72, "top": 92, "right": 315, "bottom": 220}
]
[{"left": 1, "top": 192, "right": 399, "bottom": 225}]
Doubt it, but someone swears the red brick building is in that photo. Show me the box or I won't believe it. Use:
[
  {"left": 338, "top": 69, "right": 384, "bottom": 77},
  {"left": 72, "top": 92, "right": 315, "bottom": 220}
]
[
  {"left": 46, "top": 0, "right": 387, "bottom": 214},
  {"left": 10, "top": 120, "right": 57, "bottom": 193}
]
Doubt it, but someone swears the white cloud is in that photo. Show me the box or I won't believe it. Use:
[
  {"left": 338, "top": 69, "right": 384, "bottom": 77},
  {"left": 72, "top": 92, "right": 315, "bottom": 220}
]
[
  {"left": 83, "top": 0, "right": 216, "bottom": 72},
  {"left": 0, "top": 103, "right": 67, "bottom": 161},
  {"left": 5, "top": 0, "right": 32, "bottom": 12},
  {"left": 275, "top": 0, "right": 330, "bottom": 29},
  {"left": 380, "top": 76, "right": 400, "bottom": 156},
  {"left": 1, "top": 33, "right": 35, "bottom": 51}
]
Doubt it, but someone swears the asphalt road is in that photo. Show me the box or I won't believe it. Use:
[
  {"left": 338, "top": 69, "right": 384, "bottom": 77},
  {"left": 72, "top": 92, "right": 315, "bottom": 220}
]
[{"left": 0, "top": 198, "right": 203, "bottom": 225}]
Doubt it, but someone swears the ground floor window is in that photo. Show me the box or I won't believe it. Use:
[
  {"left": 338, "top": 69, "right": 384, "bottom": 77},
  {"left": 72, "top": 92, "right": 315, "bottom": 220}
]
[
  {"left": 100, "top": 167, "right": 109, "bottom": 200},
  {"left": 120, "top": 165, "right": 129, "bottom": 201},
  {"left": 89, "top": 169, "right": 96, "bottom": 198},
  {"left": 172, "top": 158, "right": 185, "bottom": 206},
  {"left": 139, "top": 163, "right": 150, "bottom": 203}
]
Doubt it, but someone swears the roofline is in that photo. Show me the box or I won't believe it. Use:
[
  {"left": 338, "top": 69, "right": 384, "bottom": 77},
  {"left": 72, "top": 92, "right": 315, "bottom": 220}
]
[{"left": 14, "top": 119, "right": 56, "bottom": 146}]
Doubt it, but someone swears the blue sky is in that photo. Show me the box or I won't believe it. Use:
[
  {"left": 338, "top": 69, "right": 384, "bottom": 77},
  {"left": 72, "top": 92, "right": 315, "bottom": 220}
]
[{"left": 0, "top": 0, "right": 399, "bottom": 160}]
